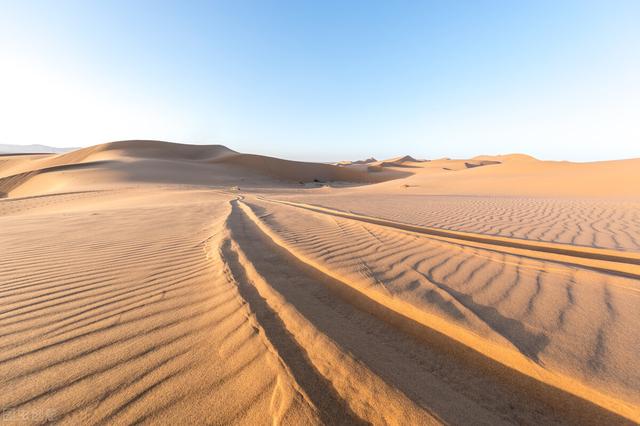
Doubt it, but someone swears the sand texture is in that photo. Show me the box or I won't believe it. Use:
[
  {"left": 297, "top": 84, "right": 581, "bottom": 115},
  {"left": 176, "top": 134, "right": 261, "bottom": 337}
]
[{"left": 1, "top": 141, "right": 638, "bottom": 425}]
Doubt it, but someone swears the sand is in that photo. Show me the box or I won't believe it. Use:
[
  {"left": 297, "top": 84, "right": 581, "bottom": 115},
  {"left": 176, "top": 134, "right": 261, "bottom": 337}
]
[{"left": 0, "top": 141, "right": 638, "bottom": 425}]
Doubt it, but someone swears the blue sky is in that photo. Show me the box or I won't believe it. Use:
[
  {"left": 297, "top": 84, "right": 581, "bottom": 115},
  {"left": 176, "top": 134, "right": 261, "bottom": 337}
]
[{"left": 1, "top": 1, "right": 638, "bottom": 161}]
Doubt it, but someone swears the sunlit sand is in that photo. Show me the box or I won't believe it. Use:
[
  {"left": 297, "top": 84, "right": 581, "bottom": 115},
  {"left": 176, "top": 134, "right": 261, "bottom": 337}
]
[{"left": 1, "top": 141, "right": 638, "bottom": 424}]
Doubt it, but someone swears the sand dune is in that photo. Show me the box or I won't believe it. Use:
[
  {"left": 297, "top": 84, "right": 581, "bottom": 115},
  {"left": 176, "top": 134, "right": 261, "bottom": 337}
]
[
  {"left": 374, "top": 155, "right": 640, "bottom": 197},
  {"left": 0, "top": 141, "right": 405, "bottom": 198},
  {"left": 373, "top": 155, "right": 426, "bottom": 168},
  {"left": 0, "top": 144, "right": 76, "bottom": 154},
  {"left": 1, "top": 141, "right": 638, "bottom": 425},
  {"left": 336, "top": 157, "right": 377, "bottom": 166}
]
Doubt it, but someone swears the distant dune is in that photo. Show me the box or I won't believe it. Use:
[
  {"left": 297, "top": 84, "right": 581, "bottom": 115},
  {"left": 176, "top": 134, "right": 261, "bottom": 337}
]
[
  {"left": 0, "top": 143, "right": 77, "bottom": 154},
  {"left": 0, "top": 140, "right": 407, "bottom": 198},
  {"left": 1, "top": 140, "right": 638, "bottom": 424},
  {"left": 335, "top": 157, "right": 377, "bottom": 166}
]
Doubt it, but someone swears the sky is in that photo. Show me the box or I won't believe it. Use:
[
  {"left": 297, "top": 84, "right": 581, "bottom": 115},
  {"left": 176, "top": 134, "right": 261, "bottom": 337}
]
[{"left": 1, "top": 1, "right": 639, "bottom": 162}]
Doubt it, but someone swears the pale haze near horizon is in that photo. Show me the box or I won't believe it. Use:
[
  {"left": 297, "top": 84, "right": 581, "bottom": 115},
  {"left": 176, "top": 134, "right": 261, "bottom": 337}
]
[{"left": 0, "top": 1, "right": 638, "bottom": 162}]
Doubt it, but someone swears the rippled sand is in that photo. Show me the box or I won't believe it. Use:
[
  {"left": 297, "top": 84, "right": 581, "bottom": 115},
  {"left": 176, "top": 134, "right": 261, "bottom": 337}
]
[{"left": 1, "top": 141, "right": 638, "bottom": 424}]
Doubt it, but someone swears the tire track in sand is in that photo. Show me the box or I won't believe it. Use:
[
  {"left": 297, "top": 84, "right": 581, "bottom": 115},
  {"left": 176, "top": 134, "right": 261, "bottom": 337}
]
[{"left": 229, "top": 198, "right": 636, "bottom": 425}]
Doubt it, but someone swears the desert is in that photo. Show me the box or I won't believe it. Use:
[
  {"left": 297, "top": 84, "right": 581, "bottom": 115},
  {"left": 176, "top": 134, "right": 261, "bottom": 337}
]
[{"left": 0, "top": 140, "right": 638, "bottom": 425}]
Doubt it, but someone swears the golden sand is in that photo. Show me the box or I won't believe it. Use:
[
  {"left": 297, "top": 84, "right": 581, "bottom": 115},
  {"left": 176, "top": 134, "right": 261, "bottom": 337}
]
[{"left": 1, "top": 141, "right": 638, "bottom": 424}]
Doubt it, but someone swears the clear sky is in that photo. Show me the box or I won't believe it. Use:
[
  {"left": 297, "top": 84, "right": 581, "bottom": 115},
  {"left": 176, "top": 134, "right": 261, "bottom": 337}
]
[{"left": 1, "top": 1, "right": 638, "bottom": 161}]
